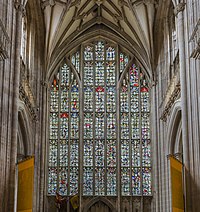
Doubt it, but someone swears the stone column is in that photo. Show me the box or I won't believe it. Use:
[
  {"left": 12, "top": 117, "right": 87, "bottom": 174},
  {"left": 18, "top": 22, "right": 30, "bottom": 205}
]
[
  {"left": 174, "top": 2, "right": 191, "bottom": 211},
  {"left": 7, "top": 1, "right": 24, "bottom": 211},
  {"left": 150, "top": 81, "right": 160, "bottom": 212}
]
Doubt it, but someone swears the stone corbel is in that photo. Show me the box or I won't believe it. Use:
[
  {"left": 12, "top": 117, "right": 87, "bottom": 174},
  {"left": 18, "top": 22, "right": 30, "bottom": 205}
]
[
  {"left": 118, "top": 0, "right": 129, "bottom": 8},
  {"left": 14, "top": 0, "right": 26, "bottom": 15},
  {"left": 174, "top": 2, "right": 186, "bottom": 16},
  {"left": 41, "top": 0, "right": 75, "bottom": 10},
  {"left": 41, "top": 0, "right": 56, "bottom": 9},
  {"left": 143, "top": 0, "right": 157, "bottom": 6},
  {"left": 94, "top": 0, "right": 104, "bottom": 6}
]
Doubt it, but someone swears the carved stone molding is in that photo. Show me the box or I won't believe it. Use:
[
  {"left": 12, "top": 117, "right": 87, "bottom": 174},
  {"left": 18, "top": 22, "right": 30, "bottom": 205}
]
[
  {"left": 118, "top": 0, "right": 129, "bottom": 7},
  {"left": 167, "top": 153, "right": 182, "bottom": 161},
  {"left": 160, "top": 83, "right": 181, "bottom": 122},
  {"left": 0, "top": 19, "right": 10, "bottom": 60},
  {"left": 143, "top": 0, "right": 157, "bottom": 5},
  {"left": 174, "top": 3, "right": 186, "bottom": 16},
  {"left": 19, "top": 85, "right": 37, "bottom": 121},
  {"left": 19, "top": 58, "right": 37, "bottom": 120},
  {"left": 191, "top": 39, "right": 200, "bottom": 60},
  {"left": 94, "top": 0, "right": 104, "bottom": 6},
  {"left": 14, "top": 1, "right": 26, "bottom": 15},
  {"left": 41, "top": 0, "right": 80, "bottom": 10},
  {"left": 189, "top": 19, "right": 200, "bottom": 60}
]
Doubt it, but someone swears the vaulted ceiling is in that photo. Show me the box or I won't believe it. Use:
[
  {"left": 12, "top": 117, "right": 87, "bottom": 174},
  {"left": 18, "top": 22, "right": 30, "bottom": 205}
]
[{"left": 41, "top": 0, "right": 156, "bottom": 78}]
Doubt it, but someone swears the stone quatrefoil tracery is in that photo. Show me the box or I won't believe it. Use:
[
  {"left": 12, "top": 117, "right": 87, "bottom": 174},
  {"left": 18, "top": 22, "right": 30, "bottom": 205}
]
[{"left": 48, "top": 40, "right": 151, "bottom": 197}]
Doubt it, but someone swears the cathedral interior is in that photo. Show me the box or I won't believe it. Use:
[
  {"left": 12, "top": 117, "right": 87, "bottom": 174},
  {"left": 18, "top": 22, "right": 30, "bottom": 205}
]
[{"left": 0, "top": 0, "right": 200, "bottom": 211}]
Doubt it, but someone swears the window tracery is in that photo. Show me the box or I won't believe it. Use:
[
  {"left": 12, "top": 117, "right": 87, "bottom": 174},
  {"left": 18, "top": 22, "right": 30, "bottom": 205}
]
[{"left": 48, "top": 40, "right": 151, "bottom": 197}]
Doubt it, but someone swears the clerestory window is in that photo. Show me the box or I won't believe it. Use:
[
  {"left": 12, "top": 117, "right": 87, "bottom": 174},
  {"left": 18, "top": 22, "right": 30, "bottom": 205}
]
[{"left": 48, "top": 40, "right": 151, "bottom": 197}]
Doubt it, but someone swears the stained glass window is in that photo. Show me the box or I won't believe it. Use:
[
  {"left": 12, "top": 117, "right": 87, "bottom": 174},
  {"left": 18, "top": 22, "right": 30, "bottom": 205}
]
[
  {"left": 120, "top": 65, "right": 151, "bottom": 196},
  {"left": 83, "top": 41, "right": 117, "bottom": 196},
  {"left": 48, "top": 40, "right": 151, "bottom": 197},
  {"left": 48, "top": 64, "right": 79, "bottom": 196}
]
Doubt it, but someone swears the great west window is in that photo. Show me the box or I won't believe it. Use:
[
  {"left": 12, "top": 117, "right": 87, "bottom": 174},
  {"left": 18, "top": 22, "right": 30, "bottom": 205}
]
[{"left": 48, "top": 40, "right": 151, "bottom": 196}]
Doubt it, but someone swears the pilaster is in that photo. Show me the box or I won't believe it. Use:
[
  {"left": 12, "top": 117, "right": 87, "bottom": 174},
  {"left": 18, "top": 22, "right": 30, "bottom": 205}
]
[
  {"left": 174, "top": 2, "right": 192, "bottom": 211},
  {"left": 7, "top": 1, "right": 24, "bottom": 211}
]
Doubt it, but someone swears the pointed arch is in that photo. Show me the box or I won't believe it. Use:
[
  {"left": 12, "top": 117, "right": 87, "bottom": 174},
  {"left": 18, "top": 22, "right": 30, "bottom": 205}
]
[
  {"left": 47, "top": 38, "right": 152, "bottom": 198},
  {"left": 47, "top": 26, "right": 152, "bottom": 83},
  {"left": 83, "top": 197, "right": 116, "bottom": 212},
  {"left": 166, "top": 100, "right": 182, "bottom": 155},
  {"left": 18, "top": 100, "right": 33, "bottom": 157}
]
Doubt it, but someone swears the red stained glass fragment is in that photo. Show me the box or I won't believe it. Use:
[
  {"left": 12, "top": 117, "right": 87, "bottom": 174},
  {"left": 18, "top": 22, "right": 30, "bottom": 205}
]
[
  {"left": 122, "top": 86, "right": 128, "bottom": 92},
  {"left": 61, "top": 113, "right": 69, "bottom": 118},
  {"left": 133, "top": 83, "right": 139, "bottom": 87},
  {"left": 141, "top": 87, "right": 148, "bottom": 92},
  {"left": 53, "top": 79, "right": 57, "bottom": 87},
  {"left": 96, "top": 86, "right": 104, "bottom": 92}
]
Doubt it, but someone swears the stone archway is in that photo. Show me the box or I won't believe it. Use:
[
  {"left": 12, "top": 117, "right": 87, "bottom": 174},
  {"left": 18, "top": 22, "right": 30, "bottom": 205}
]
[
  {"left": 87, "top": 201, "right": 112, "bottom": 212},
  {"left": 83, "top": 197, "right": 116, "bottom": 212}
]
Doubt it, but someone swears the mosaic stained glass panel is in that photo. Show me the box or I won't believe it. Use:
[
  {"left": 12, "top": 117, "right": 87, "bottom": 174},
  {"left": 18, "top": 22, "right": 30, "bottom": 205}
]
[
  {"left": 120, "top": 63, "right": 151, "bottom": 196},
  {"left": 48, "top": 64, "right": 79, "bottom": 196},
  {"left": 83, "top": 41, "right": 117, "bottom": 196},
  {"left": 48, "top": 40, "right": 151, "bottom": 197}
]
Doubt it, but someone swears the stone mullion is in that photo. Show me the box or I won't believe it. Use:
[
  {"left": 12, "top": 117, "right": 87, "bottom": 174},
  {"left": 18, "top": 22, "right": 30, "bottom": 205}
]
[
  {"left": 79, "top": 46, "right": 83, "bottom": 211},
  {"left": 57, "top": 67, "right": 61, "bottom": 194},
  {"left": 104, "top": 43, "right": 107, "bottom": 195},
  {"left": 138, "top": 67, "right": 144, "bottom": 212},
  {"left": 128, "top": 66, "right": 133, "bottom": 211},
  {"left": 116, "top": 44, "right": 121, "bottom": 212},
  {"left": 114, "top": 45, "right": 118, "bottom": 198},
  {"left": 128, "top": 69, "right": 132, "bottom": 197},
  {"left": 68, "top": 68, "right": 72, "bottom": 196},
  {"left": 92, "top": 44, "right": 95, "bottom": 196}
]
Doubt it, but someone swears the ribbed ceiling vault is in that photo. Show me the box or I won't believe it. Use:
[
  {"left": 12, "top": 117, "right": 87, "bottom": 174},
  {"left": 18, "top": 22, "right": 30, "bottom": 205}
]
[{"left": 41, "top": 0, "right": 156, "bottom": 79}]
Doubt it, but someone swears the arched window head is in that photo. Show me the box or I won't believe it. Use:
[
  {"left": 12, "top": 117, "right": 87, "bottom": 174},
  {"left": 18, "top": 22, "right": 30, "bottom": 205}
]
[{"left": 48, "top": 39, "right": 151, "bottom": 197}]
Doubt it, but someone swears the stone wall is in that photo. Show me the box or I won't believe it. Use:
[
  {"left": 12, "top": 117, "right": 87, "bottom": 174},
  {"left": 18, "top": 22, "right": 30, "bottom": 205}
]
[{"left": 153, "top": 0, "right": 200, "bottom": 211}]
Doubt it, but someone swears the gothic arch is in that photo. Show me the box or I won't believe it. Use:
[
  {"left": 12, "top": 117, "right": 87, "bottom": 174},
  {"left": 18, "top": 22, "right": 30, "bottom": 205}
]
[
  {"left": 18, "top": 101, "right": 33, "bottom": 157},
  {"left": 47, "top": 29, "right": 152, "bottom": 84},
  {"left": 83, "top": 197, "right": 116, "bottom": 212},
  {"left": 167, "top": 100, "right": 182, "bottom": 155}
]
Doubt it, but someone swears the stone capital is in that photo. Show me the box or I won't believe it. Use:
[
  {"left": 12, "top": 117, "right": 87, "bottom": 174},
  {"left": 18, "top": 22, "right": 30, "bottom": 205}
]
[
  {"left": 41, "top": 0, "right": 56, "bottom": 10},
  {"left": 143, "top": 0, "right": 157, "bottom": 5},
  {"left": 14, "top": 1, "right": 26, "bottom": 15},
  {"left": 94, "top": 0, "right": 104, "bottom": 6},
  {"left": 174, "top": 3, "right": 186, "bottom": 16}
]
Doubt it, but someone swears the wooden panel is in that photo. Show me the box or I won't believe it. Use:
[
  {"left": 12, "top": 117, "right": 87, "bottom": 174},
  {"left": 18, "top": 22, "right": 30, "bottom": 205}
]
[
  {"left": 17, "top": 157, "right": 34, "bottom": 212},
  {"left": 170, "top": 156, "right": 184, "bottom": 212}
]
